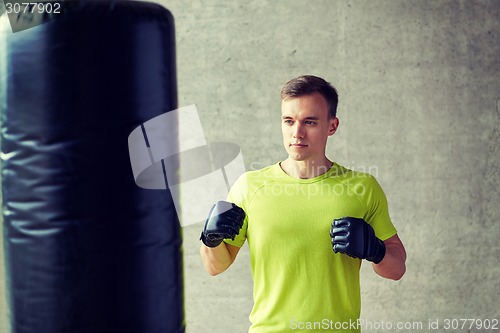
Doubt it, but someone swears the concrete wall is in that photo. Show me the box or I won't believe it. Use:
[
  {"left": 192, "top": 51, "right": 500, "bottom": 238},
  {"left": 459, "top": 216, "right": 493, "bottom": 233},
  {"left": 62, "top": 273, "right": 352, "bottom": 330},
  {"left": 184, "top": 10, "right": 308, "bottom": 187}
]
[
  {"left": 1, "top": 1, "right": 499, "bottom": 332},
  {"left": 171, "top": 1, "right": 500, "bottom": 332}
]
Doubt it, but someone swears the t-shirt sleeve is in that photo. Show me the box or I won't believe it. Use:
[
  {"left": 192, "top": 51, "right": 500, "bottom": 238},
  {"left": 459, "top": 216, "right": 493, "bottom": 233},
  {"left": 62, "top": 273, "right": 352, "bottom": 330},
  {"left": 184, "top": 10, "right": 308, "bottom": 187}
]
[
  {"left": 223, "top": 172, "right": 249, "bottom": 248},
  {"left": 362, "top": 175, "right": 397, "bottom": 241}
]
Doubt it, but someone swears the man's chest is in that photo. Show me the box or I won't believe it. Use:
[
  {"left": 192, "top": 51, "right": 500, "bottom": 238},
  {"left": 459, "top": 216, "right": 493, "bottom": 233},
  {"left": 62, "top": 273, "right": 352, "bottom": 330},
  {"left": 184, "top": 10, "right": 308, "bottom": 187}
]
[{"left": 245, "top": 181, "right": 366, "bottom": 246}]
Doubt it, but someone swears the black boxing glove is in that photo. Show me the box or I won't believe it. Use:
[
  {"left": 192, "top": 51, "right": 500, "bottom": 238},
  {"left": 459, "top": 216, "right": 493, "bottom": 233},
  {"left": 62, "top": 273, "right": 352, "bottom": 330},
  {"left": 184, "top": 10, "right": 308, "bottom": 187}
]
[
  {"left": 200, "top": 201, "right": 245, "bottom": 248},
  {"left": 330, "top": 216, "right": 386, "bottom": 264}
]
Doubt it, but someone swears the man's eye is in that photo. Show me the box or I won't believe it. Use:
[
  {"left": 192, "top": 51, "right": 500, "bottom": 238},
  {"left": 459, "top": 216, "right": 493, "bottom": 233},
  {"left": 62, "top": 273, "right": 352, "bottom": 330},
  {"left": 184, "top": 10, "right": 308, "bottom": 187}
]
[
  {"left": 284, "top": 120, "right": 293, "bottom": 125},
  {"left": 305, "top": 121, "right": 316, "bottom": 125}
]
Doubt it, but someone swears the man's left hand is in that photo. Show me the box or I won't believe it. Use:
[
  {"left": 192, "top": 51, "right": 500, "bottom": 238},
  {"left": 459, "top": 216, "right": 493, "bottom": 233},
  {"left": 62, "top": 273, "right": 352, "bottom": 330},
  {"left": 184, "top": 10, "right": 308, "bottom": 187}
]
[{"left": 330, "top": 217, "right": 386, "bottom": 264}]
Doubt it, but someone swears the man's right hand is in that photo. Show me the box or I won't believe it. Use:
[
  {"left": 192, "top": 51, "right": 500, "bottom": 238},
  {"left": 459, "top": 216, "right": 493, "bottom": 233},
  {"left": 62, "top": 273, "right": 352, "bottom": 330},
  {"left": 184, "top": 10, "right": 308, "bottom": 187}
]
[{"left": 200, "top": 201, "right": 245, "bottom": 248}]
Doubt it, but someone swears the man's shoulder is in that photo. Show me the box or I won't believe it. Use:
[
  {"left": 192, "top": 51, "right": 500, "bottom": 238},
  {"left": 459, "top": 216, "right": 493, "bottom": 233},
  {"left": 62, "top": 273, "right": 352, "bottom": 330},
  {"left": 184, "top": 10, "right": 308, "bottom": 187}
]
[
  {"left": 330, "top": 163, "right": 375, "bottom": 181},
  {"left": 229, "top": 163, "right": 280, "bottom": 194},
  {"left": 228, "top": 163, "right": 280, "bottom": 204},
  {"left": 329, "top": 163, "right": 383, "bottom": 194},
  {"left": 244, "top": 163, "right": 280, "bottom": 179}
]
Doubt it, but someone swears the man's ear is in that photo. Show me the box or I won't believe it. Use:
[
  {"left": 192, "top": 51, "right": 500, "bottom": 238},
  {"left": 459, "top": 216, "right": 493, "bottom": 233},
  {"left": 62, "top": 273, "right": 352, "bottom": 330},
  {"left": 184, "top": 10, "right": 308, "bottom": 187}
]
[{"left": 329, "top": 117, "right": 339, "bottom": 136}]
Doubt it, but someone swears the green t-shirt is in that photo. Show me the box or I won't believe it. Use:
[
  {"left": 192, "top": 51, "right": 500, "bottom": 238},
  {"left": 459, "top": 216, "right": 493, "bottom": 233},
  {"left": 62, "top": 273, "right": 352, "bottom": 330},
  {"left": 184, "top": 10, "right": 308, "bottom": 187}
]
[{"left": 225, "top": 162, "right": 397, "bottom": 333}]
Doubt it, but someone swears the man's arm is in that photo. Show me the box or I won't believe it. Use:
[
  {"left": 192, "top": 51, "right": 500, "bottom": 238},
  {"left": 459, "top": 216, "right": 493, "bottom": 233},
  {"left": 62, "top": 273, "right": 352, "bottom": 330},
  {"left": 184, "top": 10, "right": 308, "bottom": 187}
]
[
  {"left": 372, "top": 234, "right": 406, "bottom": 280},
  {"left": 200, "top": 242, "right": 241, "bottom": 276},
  {"left": 199, "top": 201, "right": 245, "bottom": 276},
  {"left": 331, "top": 217, "right": 406, "bottom": 281}
]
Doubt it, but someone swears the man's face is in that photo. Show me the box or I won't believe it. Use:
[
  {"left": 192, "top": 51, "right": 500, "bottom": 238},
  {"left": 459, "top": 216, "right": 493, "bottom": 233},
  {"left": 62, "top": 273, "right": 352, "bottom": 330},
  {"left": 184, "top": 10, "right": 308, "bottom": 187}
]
[{"left": 281, "top": 93, "right": 338, "bottom": 163}]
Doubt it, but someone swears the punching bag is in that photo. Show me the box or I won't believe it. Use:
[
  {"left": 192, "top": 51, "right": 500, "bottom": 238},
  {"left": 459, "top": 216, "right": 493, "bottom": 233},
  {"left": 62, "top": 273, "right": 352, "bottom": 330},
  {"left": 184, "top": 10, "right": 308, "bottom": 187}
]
[{"left": 0, "top": 1, "right": 184, "bottom": 333}]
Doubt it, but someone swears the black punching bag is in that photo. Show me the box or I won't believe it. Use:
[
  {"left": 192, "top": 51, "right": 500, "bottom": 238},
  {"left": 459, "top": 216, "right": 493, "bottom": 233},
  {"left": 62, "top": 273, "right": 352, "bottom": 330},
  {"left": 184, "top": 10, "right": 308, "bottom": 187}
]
[{"left": 0, "top": 1, "right": 184, "bottom": 333}]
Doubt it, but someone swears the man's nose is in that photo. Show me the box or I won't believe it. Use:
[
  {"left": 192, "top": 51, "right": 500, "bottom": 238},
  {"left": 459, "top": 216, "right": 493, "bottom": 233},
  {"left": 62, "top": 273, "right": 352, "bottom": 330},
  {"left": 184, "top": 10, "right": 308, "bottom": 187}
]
[{"left": 292, "top": 123, "right": 305, "bottom": 138}]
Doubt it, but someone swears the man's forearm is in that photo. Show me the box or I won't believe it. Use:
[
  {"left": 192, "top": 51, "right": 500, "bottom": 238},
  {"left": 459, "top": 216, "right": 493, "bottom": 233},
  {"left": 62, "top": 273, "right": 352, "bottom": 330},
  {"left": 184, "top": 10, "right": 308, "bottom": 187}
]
[
  {"left": 200, "top": 242, "right": 234, "bottom": 276},
  {"left": 373, "top": 236, "right": 406, "bottom": 280}
]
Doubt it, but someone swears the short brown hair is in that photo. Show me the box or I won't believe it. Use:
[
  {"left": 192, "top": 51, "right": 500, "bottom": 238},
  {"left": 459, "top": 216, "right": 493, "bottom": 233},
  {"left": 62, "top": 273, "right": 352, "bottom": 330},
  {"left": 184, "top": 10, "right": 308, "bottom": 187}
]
[{"left": 280, "top": 75, "right": 339, "bottom": 118}]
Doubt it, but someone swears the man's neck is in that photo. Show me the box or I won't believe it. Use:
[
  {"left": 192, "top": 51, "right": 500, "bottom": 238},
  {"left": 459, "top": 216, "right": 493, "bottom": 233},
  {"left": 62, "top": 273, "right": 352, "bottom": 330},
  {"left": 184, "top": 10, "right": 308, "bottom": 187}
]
[{"left": 280, "top": 158, "right": 333, "bottom": 179}]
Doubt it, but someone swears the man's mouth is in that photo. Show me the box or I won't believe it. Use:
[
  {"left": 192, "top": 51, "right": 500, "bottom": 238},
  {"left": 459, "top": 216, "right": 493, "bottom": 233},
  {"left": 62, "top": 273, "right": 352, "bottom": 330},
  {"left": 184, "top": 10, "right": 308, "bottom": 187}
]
[{"left": 290, "top": 143, "right": 308, "bottom": 147}]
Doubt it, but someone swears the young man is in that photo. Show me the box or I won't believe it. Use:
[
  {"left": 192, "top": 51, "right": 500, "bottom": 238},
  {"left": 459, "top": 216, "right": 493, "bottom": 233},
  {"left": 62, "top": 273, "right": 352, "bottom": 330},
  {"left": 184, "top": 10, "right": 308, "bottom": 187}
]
[{"left": 200, "top": 75, "right": 406, "bottom": 333}]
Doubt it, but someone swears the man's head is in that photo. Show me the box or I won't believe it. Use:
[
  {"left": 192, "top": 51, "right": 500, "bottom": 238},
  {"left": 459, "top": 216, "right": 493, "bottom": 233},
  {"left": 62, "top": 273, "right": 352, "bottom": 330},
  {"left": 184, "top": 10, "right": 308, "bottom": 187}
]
[
  {"left": 280, "top": 75, "right": 339, "bottom": 165},
  {"left": 281, "top": 75, "right": 338, "bottom": 119}
]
